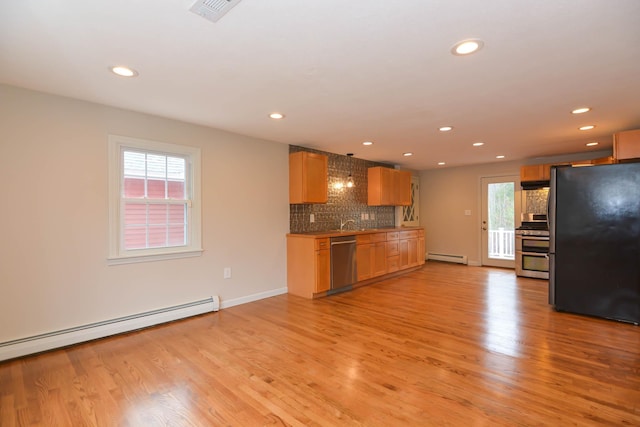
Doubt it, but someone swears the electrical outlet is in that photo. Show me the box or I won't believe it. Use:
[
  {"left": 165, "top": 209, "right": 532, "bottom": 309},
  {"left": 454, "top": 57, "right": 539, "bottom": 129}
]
[
  {"left": 310, "top": 213, "right": 315, "bottom": 223},
  {"left": 361, "top": 213, "right": 365, "bottom": 220},
  {"left": 365, "top": 213, "right": 369, "bottom": 220},
  {"left": 370, "top": 212, "right": 375, "bottom": 220},
  {"left": 223, "top": 267, "right": 232, "bottom": 279}
]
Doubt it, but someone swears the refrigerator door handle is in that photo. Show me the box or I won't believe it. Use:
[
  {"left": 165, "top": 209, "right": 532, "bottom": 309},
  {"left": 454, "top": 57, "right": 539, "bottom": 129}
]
[
  {"left": 548, "top": 166, "right": 557, "bottom": 253},
  {"left": 548, "top": 254, "right": 555, "bottom": 306},
  {"left": 547, "top": 167, "right": 556, "bottom": 307}
]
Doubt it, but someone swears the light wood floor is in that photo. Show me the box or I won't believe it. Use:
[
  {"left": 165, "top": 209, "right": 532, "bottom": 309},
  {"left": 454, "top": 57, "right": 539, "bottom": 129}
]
[{"left": 1, "top": 262, "right": 639, "bottom": 426}]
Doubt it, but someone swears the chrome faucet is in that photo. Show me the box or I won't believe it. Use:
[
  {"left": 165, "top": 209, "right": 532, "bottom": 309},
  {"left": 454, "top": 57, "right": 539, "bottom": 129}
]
[{"left": 340, "top": 219, "right": 355, "bottom": 231}]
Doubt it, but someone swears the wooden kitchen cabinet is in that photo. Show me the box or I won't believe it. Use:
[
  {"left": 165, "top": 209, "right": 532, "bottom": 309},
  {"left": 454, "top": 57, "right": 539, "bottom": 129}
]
[
  {"left": 395, "top": 169, "right": 412, "bottom": 205},
  {"left": 356, "top": 239, "right": 373, "bottom": 281},
  {"left": 399, "top": 230, "right": 419, "bottom": 269},
  {"left": 357, "top": 233, "right": 387, "bottom": 281},
  {"left": 315, "top": 247, "right": 330, "bottom": 293},
  {"left": 418, "top": 229, "right": 425, "bottom": 266},
  {"left": 371, "top": 242, "right": 387, "bottom": 277},
  {"left": 613, "top": 129, "right": 640, "bottom": 161},
  {"left": 287, "top": 236, "right": 330, "bottom": 298},
  {"left": 571, "top": 156, "right": 615, "bottom": 167},
  {"left": 368, "top": 167, "right": 412, "bottom": 206},
  {"left": 520, "top": 164, "right": 550, "bottom": 182},
  {"left": 289, "top": 151, "right": 328, "bottom": 204},
  {"left": 368, "top": 167, "right": 393, "bottom": 205},
  {"left": 386, "top": 232, "right": 400, "bottom": 273},
  {"left": 287, "top": 227, "right": 424, "bottom": 299},
  {"left": 591, "top": 156, "right": 615, "bottom": 165}
]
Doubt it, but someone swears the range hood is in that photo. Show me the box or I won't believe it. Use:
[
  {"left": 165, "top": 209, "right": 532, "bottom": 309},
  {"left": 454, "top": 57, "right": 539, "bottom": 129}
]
[{"left": 521, "top": 180, "right": 550, "bottom": 190}]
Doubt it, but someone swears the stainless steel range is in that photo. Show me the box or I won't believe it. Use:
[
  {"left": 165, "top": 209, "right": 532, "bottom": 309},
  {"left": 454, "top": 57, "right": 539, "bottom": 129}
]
[{"left": 515, "top": 214, "right": 549, "bottom": 279}]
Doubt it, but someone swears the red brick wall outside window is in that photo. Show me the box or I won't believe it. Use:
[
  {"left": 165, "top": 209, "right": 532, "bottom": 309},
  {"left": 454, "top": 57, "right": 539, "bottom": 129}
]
[{"left": 122, "top": 151, "right": 188, "bottom": 250}]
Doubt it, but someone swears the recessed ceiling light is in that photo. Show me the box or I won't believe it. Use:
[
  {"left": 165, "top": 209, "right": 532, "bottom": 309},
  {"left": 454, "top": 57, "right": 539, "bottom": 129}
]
[
  {"left": 362, "top": 141, "right": 373, "bottom": 146},
  {"left": 439, "top": 126, "right": 453, "bottom": 132},
  {"left": 269, "top": 113, "right": 285, "bottom": 119},
  {"left": 110, "top": 66, "right": 138, "bottom": 77},
  {"left": 438, "top": 162, "right": 446, "bottom": 166},
  {"left": 496, "top": 155, "right": 505, "bottom": 159},
  {"left": 579, "top": 125, "right": 595, "bottom": 131},
  {"left": 403, "top": 152, "right": 413, "bottom": 157},
  {"left": 451, "top": 39, "right": 484, "bottom": 56},
  {"left": 586, "top": 142, "right": 599, "bottom": 146},
  {"left": 472, "top": 142, "right": 484, "bottom": 147},
  {"left": 572, "top": 107, "right": 591, "bottom": 114}
]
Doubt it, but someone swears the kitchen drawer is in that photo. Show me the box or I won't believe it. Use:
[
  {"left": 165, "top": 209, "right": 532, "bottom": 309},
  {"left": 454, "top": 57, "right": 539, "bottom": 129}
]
[
  {"left": 315, "top": 238, "right": 330, "bottom": 250},
  {"left": 387, "top": 255, "right": 399, "bottom": 272},
  {"left": 386, "top": 241, "right": 399, "bottom": 256},
  {"left": 370, "top": 232, "right": 387, "bottom": 242},
  {"left": 356, "top": 234, "right": 371, "bottom": 244},
  {"left": 386, "top": 232, "right": 399, "bottom": 241},
  {"left": 399, "top": 230, "right": 418, "bottom": 240}
]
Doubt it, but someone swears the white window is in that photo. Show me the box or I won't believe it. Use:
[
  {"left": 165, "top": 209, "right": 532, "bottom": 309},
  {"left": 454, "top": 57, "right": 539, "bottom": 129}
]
[{"left": 108, "top": 135, "right": 202, "bottom": 264}]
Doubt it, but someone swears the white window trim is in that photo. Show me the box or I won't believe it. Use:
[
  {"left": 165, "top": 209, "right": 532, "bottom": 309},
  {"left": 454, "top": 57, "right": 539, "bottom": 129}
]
[{"left": 108, "top": 135, "right": 203, "bottom": 265}]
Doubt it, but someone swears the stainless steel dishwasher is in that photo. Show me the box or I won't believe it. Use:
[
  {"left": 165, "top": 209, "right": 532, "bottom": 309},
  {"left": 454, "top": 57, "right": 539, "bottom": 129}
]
[{"left": 330, "top": 235, "right": 357, "bottom": 293}]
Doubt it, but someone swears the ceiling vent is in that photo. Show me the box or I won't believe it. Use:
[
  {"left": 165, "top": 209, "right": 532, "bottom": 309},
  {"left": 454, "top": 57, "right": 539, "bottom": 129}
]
[{"left": 189, "top": 0, "right": 242, "bottom": 23}]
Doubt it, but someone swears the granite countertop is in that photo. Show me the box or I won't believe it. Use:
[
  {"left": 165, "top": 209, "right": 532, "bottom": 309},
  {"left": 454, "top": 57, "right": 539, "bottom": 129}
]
[{"left": 287, "top": 226, "right": 422, "bottom": 238}]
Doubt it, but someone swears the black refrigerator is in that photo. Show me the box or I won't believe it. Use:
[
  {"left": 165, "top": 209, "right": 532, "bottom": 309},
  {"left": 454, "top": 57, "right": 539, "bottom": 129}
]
[{"left": 549, "top": 162, "right": 640, "bottom": 324}]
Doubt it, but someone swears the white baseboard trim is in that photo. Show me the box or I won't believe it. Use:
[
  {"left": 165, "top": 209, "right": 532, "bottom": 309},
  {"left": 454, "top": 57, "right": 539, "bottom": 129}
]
[
  {"left": 0, "top": 288, "right": 289, "bottom": 362},
  {"left": 427, "top": 253, "right": 468, "bottom": 265},
  {"left": 220, "top": 287, "right": 288, "bottom": 309},
  {"left": 0, "top": 296, "right": 218, "bottom": 362}
]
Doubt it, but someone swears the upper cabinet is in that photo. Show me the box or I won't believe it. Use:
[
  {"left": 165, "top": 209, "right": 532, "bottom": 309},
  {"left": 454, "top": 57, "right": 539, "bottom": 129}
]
[
  {"left": 289, "top": 152, "right": 328, "bottom": 204},
  {"left": 368, "top": 167, "right": 412, "bottom": 206},
  {"left": 613, "top": 129, "right": 640, "bottom": 161},
  {"left": 521, "top": 156, "right": 615, "bottom": 188},
  {"left": 571, "top": 156, "right": 615, "bottom": 167},
  {"left": 520, "top": 164, "right": 550, "bottom": 183}
]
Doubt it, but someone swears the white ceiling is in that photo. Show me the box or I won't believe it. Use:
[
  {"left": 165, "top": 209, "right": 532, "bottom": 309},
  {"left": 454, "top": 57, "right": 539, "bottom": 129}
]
[{"left": 2, "top": 0, "right": 640, "bottom": 170}]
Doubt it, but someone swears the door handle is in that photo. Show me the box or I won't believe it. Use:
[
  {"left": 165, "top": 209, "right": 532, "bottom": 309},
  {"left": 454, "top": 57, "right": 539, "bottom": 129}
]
[{"left": 482, "top": 227, "right": 487, "bottom": 231}]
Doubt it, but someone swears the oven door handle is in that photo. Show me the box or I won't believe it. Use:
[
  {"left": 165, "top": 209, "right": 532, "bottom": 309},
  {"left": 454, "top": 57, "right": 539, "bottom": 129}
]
[
  {"left": 517, "top": 235, "right": 550, "bottom": 241},
  {"left": 521, "top": 251, "right": 549, "bottom": 256}
]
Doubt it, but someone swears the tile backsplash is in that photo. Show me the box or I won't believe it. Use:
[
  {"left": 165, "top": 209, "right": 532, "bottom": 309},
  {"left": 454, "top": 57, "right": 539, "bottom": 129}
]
[
  {"left": 289, "top": 145, "right": 396, "bottom": 233},
  {"left": 524, "top": 188, "right": 549, "bottom": 215}
]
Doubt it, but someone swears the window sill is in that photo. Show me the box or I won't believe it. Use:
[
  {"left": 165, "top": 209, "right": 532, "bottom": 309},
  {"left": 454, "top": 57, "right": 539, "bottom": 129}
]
[{"left": 107, "top": 248, "right": 204, "bottom": 265}]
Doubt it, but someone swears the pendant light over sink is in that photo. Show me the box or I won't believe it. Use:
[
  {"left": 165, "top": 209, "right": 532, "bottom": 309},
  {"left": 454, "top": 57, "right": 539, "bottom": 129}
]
[{"left": 346, "top": 153, "right": 355, "bottom": 188}]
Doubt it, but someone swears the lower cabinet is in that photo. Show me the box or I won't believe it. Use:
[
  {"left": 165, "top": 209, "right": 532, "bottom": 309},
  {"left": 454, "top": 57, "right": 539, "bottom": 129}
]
[
  {"left": 357, "top": 233, "right": 387, "bottom": 281},
  {"left": 287, "top": 228, "right": 424, "bottom": 299},
  {"left": 287, "top": 236, "right": 330, "bottom": 298},
  {"left": 386, "top": 232, "right": 400, "bottom": 272},
  {"left": 399, "top": 230, "right": 418, "bottom": 269},
  {"left": 371, "top": 242, "right": 387, "bottom": 277},
  {"left": 315, "top": 247, "right": 330, "bottom": 293},
  {"left": 356, "top": 241, "right": 373, "bottom": 281}
]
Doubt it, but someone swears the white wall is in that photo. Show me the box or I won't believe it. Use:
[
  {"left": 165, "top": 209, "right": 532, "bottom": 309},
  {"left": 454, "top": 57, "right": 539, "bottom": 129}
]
[
  {"left": 419, "top": 150, "right": 611, "bottom": 265},
  {"left": 0, "top": 85, "right": 289, "bottom": 343},
  {"left": 419, "top": 160, "right": 521, "bottom": 265}
]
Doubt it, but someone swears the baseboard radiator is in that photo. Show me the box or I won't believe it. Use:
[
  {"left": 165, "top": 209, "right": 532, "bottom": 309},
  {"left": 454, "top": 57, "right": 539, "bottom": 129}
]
[
  {"left": 0, "top": 296, "right": 220, "bottom": 362},
  {"left": 427, "top": 253, "right": 468, "bottom": 265}
]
